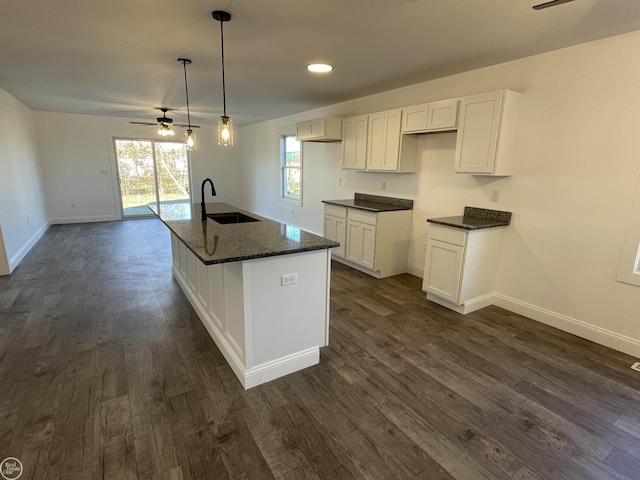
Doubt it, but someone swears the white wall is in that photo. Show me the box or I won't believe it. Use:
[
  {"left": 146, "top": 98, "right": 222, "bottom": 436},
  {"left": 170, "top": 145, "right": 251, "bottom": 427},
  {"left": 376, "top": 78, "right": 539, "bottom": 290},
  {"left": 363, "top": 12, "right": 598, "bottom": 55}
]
[
  {"left": 238, "top": 30, "right": 640, "bottom": 356},
  {"left": 0, "top": 87, "right": 48, "bottom": 274},
  {"left": 34, "top": 112, "right": 243, "bottom": 224}
]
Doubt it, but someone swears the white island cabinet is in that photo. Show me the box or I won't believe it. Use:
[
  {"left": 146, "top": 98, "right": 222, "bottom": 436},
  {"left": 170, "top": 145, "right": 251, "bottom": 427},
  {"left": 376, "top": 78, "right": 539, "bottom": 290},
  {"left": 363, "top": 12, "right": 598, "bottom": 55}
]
[{"left": 151, "top": 202, "right": 338, "bottom": 389}]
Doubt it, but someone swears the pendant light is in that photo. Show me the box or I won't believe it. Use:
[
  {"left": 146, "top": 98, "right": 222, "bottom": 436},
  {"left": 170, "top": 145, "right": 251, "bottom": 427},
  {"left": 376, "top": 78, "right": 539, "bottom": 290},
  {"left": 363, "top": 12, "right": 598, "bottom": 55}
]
[
  {"left": 178, "top": 58, "right": 196, "bottom": 150},
  {"left": 212, "top": 10, "right": 233, "bottom": 146}
]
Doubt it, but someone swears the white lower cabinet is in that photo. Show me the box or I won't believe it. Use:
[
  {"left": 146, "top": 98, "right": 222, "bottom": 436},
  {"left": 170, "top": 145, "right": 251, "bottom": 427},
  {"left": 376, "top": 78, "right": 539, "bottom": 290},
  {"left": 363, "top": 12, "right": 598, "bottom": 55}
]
[
  {"left": 323, "top": 205, "right": 346, "bottom": 258},
  {"left": 422, "top": 224, "right": 504, "bottom": 313},
  {"left": 346, "top": 209, "right": 377, "bottom": 269},
  {"left": 324, "top": 205, "right": 411, "bottom": 278}
]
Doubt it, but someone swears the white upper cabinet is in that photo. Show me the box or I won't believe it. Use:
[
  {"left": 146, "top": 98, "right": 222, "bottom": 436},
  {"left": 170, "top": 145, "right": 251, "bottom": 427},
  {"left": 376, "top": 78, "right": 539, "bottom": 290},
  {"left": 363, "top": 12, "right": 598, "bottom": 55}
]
[
  {"left": 366, "top": 109, "right": 418, "bottom": 172},
  {"left": 341, "top": 115, "right": 368, "bottom": 170},
  {"left": 454, "top": 90, "right": 522, "bottom": 175},
  {"left": 296, "top": 117, "right": 342, "bottom": 142},
  {"left": 402, "top": 98, "right": 459, "bottom": 134}
]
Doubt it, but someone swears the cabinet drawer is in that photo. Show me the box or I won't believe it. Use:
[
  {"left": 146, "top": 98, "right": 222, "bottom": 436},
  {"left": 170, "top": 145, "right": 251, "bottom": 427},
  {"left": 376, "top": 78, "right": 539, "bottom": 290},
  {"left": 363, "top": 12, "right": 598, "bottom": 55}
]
[
  {"left": 324, "top": 204, "right": 347, "bottom": 219},
  {"left": 428, "top": 224, "right": 466, "bottom": 247},
  {"left": 348, "top": 209, "right": 377, "bottom": 226}
]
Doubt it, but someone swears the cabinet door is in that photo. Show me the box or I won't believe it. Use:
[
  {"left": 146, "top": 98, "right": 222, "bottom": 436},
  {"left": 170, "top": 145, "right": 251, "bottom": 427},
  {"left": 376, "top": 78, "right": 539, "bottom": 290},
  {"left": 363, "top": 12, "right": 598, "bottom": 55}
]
[
  {"left": 367, "top": 109, "right": 402, "bottom": 171},
  {"left": 324, "top": 214, "right": 346, "bottom": 258},
  {"left": 346, "top": 221, "right": 376, "bottom": 269},
  {"left": 341, "top": 115, "right": 368, "bottom": 170},
  {"left": 427, "top": 99, "right": 459, "bottom": 131},
  {"left": 423, "top": 238, "right": 465, "bottom": 304},
  {"left": 295, "top": 122, "right": 309, "bottom": 141},
  {"left": 402, "top": 104, "right": 428, "bottom": 133},
  {"left": 454, "top": 91, "right": 503, "bottom": 174},
  {"left": 308, "top": 119, "right": 325, "bottom": 139}
]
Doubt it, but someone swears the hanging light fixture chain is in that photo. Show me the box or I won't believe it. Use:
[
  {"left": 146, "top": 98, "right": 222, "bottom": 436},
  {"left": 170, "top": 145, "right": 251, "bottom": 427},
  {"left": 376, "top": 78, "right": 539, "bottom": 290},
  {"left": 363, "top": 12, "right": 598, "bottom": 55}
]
[{"left": 180, "top": 59, "right": 192, "bottom": 129}]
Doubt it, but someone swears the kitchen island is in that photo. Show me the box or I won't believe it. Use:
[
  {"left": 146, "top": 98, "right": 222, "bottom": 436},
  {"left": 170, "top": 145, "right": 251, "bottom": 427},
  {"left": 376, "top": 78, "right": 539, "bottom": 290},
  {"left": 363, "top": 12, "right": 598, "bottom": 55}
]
[{"left": 150, "top": 202, "right": 338, "bottom": 389}]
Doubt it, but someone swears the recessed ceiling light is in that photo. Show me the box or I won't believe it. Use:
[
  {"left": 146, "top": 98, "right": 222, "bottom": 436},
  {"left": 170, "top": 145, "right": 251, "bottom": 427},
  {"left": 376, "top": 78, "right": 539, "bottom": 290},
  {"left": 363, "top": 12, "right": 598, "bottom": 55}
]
[{"left": 307, "top": 63, "right": 333, "bottom": 73}]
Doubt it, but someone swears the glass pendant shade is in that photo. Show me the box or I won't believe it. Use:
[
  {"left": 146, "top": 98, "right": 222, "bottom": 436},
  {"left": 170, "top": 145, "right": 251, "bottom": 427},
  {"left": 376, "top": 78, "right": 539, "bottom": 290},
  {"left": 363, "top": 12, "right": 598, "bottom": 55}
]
[
  {"left": 158, "top": 124, "right": 174, "bottom": 136},
  {"left": 218, "top": 116, "right": 233, "bottom": 146},
  {"left": 185, "top": 129, "right": 196, "bottom": 150}
]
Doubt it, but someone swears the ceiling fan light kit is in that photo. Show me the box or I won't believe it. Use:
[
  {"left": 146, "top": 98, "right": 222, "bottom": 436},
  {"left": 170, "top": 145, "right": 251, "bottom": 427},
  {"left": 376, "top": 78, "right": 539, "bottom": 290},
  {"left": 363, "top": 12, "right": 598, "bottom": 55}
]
[{"left": 213, "top": 10, "right": 233, "bottom": 146}]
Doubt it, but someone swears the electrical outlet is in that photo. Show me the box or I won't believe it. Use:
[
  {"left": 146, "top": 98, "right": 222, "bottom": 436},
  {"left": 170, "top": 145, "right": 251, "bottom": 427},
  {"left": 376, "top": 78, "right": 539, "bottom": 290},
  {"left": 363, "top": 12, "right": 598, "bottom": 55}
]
[
  {"left": 491, "top": 190, "right": 499, "bottom": 202},
  {"left": 338, "top": 178, "right": 342, "bottom": 186},
  {"left": 281, "top": 273, "right": 298, "bottom": 286},
  {"left": 382, "top": 181, "right": 387, "bottom": 191},
  {"left": 631, "top": 362, "right": 640, "bottom": 372}
]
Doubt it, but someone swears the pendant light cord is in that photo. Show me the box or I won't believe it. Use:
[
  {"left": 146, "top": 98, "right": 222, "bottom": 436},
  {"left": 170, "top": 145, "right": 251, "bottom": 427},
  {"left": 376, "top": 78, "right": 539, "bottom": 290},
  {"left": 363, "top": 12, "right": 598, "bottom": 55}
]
[
  {"left": 181, "top": 60, "right": 192, "bottom": 129},
  {"left": 219, "top": 20, "right": 227, "bottom": 117}
]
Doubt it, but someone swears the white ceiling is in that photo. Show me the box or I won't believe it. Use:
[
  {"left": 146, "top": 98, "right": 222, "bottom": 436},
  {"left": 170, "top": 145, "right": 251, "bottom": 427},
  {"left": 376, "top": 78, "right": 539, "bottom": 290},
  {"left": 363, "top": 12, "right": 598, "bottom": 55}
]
[{"left": 1, "top": 0, "right": 639, "bottom": 127}]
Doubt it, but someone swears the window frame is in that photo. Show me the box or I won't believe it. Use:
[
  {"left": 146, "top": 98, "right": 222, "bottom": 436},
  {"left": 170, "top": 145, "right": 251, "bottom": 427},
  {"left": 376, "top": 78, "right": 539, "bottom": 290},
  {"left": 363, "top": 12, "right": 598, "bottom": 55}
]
[
  {"left": 280, "top": 134, "right": 303, "bottom": 207},
  {"left": 617, "top": 175, "right": 640, "bottom": 286}
]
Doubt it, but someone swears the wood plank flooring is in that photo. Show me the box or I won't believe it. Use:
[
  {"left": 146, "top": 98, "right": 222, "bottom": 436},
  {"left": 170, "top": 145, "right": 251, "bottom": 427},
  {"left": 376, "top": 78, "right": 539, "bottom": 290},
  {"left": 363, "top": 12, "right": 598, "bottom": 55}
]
[{"left": 1, "top": 218, "right": 640, "bottom": 479}]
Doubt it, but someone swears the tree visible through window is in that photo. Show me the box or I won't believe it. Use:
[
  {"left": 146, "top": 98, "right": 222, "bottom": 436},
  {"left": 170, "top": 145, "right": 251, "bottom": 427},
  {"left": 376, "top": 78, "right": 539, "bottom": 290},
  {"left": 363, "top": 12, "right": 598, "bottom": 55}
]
[
  {"left": 115, "top": 139, "right": 191, "bottom": 217},
  {"left": 281, "top": 135, "right": 302, "bottom": 205}
]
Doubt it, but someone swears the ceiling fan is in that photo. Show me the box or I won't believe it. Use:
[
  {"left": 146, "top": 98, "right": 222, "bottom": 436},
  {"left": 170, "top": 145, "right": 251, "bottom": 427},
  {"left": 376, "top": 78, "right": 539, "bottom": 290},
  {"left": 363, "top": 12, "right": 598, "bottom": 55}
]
[
  {"left": 532, "top": 0, "right": 576, "bottom": 10},
  {"left": 129, "top": 108, "right": 200, "bottom": 136}
]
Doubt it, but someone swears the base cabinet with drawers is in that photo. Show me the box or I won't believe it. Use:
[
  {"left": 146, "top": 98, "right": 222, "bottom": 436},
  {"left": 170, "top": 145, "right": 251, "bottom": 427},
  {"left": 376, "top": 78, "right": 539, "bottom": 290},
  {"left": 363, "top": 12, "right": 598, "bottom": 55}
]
[
  {"left": 323, "top": 205, "right": 412, "bottom": 278},
  {"left": 422, "top": 224, "right": 504, "bottom": 313}
]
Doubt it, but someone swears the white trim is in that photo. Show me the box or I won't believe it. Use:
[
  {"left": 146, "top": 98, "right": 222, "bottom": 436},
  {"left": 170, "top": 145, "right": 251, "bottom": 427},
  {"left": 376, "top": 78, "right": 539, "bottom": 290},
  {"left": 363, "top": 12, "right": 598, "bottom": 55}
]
[
  {"left": 493, "top": 293, "right": 640, "bottom": 358},
  {"left": 8, "top": 221, "right": 49, "bottom": 273},
  {"left": 49, "top": 215, "right": 120, "bottom": 225},
  {"left": 616, "top": 172, "right": 640, "bottom": 286},
  {"left": 426, "top": 292, "right": 495, "bottom": 315},
  {"left": 244, "top": 348, "right": 320, "bottom": 389},
  {"left": 406, "top": 262, "right": 424, "bottom": 278}
]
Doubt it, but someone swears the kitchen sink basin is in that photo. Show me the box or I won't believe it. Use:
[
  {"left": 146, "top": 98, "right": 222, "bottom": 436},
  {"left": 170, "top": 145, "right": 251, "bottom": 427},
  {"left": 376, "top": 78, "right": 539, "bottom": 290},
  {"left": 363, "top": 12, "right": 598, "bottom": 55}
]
[{"left": 206, "top": 212, "right": 260, "bottom": 224}]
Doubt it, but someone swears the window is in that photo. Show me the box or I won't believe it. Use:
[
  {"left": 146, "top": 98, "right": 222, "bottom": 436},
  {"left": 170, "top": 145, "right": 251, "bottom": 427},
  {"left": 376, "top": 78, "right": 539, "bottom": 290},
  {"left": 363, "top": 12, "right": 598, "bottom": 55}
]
[
  {"left": 281, "top": 134, "right": 302, "bottom": 206},
  {"left": 114, "top": 138, "right": 191, "bottom": 217}
]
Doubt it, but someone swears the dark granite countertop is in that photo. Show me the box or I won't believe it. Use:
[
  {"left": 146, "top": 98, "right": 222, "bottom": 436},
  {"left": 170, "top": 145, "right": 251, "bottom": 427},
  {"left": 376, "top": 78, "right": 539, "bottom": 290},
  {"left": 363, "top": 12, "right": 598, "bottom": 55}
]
[
  {"left": 427, "top": 206, "right": 512, "bottom": 231},
  {"left": 150, "top": 202, "right": 338, "bottom": 265},
  {"left": 323, "top": 193, "right": 413, "bottom": 212}
]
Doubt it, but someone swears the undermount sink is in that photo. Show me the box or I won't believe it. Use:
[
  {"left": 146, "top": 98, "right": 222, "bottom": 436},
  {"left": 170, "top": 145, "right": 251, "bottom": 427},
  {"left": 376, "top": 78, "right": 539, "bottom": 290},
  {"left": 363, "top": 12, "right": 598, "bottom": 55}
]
[{"left": 206, "top": 212, "right": 260, "bottom": 224}]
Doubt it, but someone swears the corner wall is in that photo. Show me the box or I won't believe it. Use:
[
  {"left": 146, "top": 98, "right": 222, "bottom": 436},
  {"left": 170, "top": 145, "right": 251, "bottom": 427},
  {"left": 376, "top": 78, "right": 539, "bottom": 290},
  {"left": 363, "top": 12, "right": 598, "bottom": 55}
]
[
  {"left": 0, "top": 87, "right": 48, "bottom": 274},
  {"left": 238, "top": 30, "right": 640, "bottom": 356}
]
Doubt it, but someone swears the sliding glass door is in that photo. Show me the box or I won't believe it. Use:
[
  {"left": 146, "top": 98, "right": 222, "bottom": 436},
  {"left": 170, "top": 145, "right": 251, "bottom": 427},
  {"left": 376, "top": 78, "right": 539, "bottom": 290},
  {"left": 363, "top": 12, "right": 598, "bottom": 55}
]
[{"left": 114, "top": 139, "right": 191, "bottom": 217}]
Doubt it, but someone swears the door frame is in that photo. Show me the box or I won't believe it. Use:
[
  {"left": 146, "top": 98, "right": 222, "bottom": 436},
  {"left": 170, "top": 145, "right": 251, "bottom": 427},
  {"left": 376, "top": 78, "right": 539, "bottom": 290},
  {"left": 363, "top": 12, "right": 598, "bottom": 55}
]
[{"left": 109, "top": 134, "right": 192, "bottom": 219}]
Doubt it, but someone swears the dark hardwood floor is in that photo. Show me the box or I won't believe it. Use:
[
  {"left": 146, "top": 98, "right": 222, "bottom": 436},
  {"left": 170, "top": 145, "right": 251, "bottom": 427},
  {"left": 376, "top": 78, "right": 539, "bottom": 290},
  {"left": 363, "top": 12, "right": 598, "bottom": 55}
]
[{"left": 1, "top": 219, "right": 640, "bottom": 479}]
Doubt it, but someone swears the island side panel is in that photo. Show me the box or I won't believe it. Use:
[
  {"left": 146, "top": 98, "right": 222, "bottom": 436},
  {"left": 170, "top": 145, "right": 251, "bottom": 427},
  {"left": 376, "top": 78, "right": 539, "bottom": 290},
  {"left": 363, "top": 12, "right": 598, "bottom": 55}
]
[
  {"left": 243, "top": 249, "right": 330, "bottom": 368},
  {"left": 170, "top": 233, "right": 247, "bottom": 383}
]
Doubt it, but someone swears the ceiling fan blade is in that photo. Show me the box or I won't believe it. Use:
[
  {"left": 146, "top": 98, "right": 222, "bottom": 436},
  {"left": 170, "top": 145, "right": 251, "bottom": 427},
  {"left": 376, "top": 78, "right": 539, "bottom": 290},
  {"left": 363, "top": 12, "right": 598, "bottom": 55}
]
[
  {"left": 129, "top": 122, "right": 157, "bottom": 126},
  {"left": 532, "top": 0, "right": 576, "bottom": 10},
  {"left": 174, "top": 124, "right": 201, "bottom": 129}
]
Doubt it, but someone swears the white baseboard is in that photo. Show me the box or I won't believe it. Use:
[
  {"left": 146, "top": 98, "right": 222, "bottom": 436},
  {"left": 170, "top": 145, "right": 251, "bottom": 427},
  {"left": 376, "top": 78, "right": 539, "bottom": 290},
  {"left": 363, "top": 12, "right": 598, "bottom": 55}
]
[
  {"left": 493, "top": 293, "right": 640, "bottom": 358},
  {"left": 8, "top": 221, "right": 50, "bottom": 273},
  {"left": 406, "top": 262, "right": 424, "bottom": 278},
  {"left": 426, "top": 292, "right": 495, "bottom": 315},
  {"left": 245, "top": 348, "right": 319, "bottom": 389},
  {"left": 49, "top": 215, "right": 120, "bottom": 224}
]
